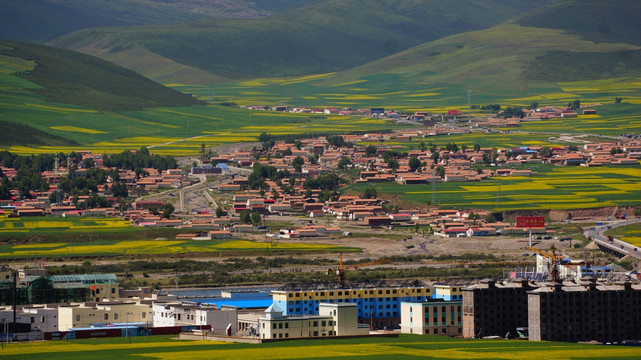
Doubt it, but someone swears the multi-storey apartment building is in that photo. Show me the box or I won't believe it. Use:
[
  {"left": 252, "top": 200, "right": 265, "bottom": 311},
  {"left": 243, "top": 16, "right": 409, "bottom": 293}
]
[
  {"left": 528, "top": 280, "right": 641, "bottom": 342},
  {"left": 271, "top": 280, "right": 431, "bottom": 329},
  {"left": 462, "top": 279, "right": 534, "bottom": 338},
  {"left": 400, "top": 299, "right": 463, "bottom": 336}
]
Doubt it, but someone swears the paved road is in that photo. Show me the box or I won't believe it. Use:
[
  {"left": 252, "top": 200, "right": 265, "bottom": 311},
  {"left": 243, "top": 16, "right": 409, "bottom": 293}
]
[
  {"left": 584, "top": 218, "right": 641, "bottom": 259},
  {"left": 179, "top": 166, "right": 248, "bottom": 213}
]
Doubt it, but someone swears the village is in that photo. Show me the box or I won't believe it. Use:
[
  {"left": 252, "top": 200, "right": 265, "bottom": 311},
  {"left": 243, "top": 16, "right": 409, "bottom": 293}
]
[{"left": 1, "top": 103, "right": 640, "bottom": 240}]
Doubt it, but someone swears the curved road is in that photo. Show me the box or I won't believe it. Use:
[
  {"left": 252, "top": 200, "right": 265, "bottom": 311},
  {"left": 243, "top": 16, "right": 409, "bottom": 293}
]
[{"left": 584, "top": 218, "right": 641, "bottom": 259}]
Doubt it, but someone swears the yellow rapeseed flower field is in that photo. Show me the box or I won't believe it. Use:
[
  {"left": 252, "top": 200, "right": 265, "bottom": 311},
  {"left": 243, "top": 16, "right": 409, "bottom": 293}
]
[{"left": 50, "top": 126, "right": 107, "bottom": 134}]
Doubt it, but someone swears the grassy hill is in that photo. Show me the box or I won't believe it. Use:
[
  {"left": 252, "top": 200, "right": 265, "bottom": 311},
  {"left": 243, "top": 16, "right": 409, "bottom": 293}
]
[
  {"left": 0, "top": 40, "right": 203, "bottom": 111},
  {"left": 50, "top": 0, "right": 555, "bottom": 80},
  {"left": 517, "top": 0, "right": 641, "bottom": 46},
  {"left": 192, "top": 21, "right": 641, "bottom": 111},
  {"left": 0, "top": 120, "right": 78, "bottom": 147},
  {"left": 0, "top": 0, "right": 307, "bottom": 43}
]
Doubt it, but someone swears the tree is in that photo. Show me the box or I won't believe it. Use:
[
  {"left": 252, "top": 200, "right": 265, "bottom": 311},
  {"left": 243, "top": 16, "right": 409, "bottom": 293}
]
[
  {"left": 240, "top": 210, "right": 251, "bottom": 224},
  {"left": 529, "top": 101, "right": 539, "bottom": 110},
  {"left": 251, "top": 211, "right": 261, "bottom": 226},
  {"left": 386, "top": 159, "right": 399, "bottom": 171},
  {"left": 307, "top": 155, "right": 318, "bottom": 165},
  {"left": 258, "top": 132, "right": 272, "bottom": 142},
  {"left": 111, "top": 182, "right": 128, "bottom": 198},
  {"left": 569, "top": 99, "right": 581, "bottom": 110},
  {"left": 538, "top": 147, "right": 552, "bottom": 157},
  {"left": 160, "top": 203, "right": 174, "bottom": 219},
  {"left": 485, "top": 214, "right": 497, "bottom": 223},
  {"left": 431, "top": 151, "right": 440, "bottom": 162},
  {"left": 292, "top": 156, "right": 304, "bottom": 173},
  {"left": 445, "top": 142, "right": 459, "bottom": 153},
  {"left": 83, "top": 158, "right": 95, "bottom": 169},
  {"left": 337, "top": 157, "right": 352, "bottom": 169},
  {"left": 408, "top": 156, "right": 421, "bottom": 172},
  {"left": 215, "top": 206, "right": 224, "bottom": 218},
  {"left": 436, "top": 166, "right": 445, "bottom": 178},
  {"left": 615, "top": 97, "right": 623, "bottom": 104},
  {"left": 568, "top": 144, "right": 578, "bottom": 151},
  {"left": 365, "top": 145, "right": 377, "bottom": 157},
  {"left": 501, "top": 106, "right": 524, "bottom": 118},
  {"left": 363, "top": 186, "right": 377, "bottom": 199},
  {"left": 49, "top": 190, "right": 62, "bottom": 204},
  {"left": 473, "top": 143, "right": 481, "bottom": 152},
  {"left": 326, "top": 135, "right": 345, "bottom": 148},
  {"left": 200, "top": 143, "right": 205, "bottom": 153}
]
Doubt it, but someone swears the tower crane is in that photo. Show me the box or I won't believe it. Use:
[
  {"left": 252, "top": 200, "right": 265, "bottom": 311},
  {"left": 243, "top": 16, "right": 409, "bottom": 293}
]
[
  {"left": 528, "top": 245, "right": 565, "bottom": 282},
  {"left": 326, "top": 254, "right": 391, "bottom": 285}
]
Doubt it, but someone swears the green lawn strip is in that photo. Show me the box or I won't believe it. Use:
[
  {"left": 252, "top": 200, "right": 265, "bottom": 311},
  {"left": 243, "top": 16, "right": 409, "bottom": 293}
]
[{"left": 1, "top": 334, "right": 636, "bottom": 360}]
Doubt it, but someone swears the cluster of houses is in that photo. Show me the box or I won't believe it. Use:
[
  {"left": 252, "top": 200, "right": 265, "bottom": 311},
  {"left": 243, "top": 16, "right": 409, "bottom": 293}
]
[{"left": 0, "top": 150, "right": 191, "bottom": 218}]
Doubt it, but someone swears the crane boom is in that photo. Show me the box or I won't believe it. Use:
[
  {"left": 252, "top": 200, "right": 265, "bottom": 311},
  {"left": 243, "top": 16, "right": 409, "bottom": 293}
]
[{"left": 326, "top": 255, "right": 392, "bottom": 284}]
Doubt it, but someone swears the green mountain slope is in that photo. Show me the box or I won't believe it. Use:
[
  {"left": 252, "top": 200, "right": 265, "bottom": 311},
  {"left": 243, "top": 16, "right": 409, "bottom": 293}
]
[
  {"left": 0, "top": 40, "right": 204, "bottom": 111},
  {"left": 0, "top": 0, "right": 311, "bottom": 43},
  {"left": 0, "top": 120, "right": 79, "bottom": 147},
  {"left": 50, "top": 0, "right": 556, "bottom": 80},
  {"left": 196, "top": 22, "right": 641, "bottom": 110},
  {"left": 517, "top": 0, "right": 641, "bottom": 46}
]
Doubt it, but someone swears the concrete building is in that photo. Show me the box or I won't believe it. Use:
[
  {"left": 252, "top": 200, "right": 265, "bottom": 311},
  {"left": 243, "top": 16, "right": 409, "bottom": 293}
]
[
  {"left": 462, "top": 279, "right": 534, "bottom": 338},
  {"left": 50, "top": 274, "right": 119, "bottom": 302},
  {"left": 258, "top": 303, "right": 368, "bottom": 340},
  {"left": 528, "top": 280, "right": 641, "bottom": 343},
  {"left": 58, "top": 301, "right": 150, "bottom": 331},
  {"left": 0, "top": 305, "right": 59, "bottom": 332},
  {"left": 400, "top": 299, "right": 463, "bottom": 336},
  {"left": 152, "top": 302, "right": 238, "bottom": 335},
  {"left": 271, "top": 280, "right": 431, "bottom": 329},
  {"left": 432, "top": 284, "right": 464, "bottom": 301}
]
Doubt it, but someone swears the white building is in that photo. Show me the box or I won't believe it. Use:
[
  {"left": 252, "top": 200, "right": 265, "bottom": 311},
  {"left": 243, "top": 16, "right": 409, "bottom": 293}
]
[
  {"left": 400, "top": 300, "right": 463, "bottom": 336},
  {"left": 258, "top": 303, "right": 369, "bottom": 340},
  {"left": 0, "top": 306, "right": 59, "bottom": 332},
  {"left": 58, "top": 302, "right": 150, "bottom": 331},
  {"left": 152, "top": 302, "right": 237, "bottom": 335}
]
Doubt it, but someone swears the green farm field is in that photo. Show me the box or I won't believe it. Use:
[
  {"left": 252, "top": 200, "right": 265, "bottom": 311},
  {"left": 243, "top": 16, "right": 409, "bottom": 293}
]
[
  {"left": 346, "top": 165, "right": 641, "bottom": 211},
  {"left": 2, "top": 334, "right": 640, "bottom": 360},
  {"left": 0, "top": 217, "right": 355, "bottom": 258},
  {"left": 605, "top": 224, "right": 641, "bottom": 247},
  {"left": 0, "top": 89, "right": 405, "bottom": 156},
  {"left": 0, "top": 239, "right": 352, "bottom": 259}
]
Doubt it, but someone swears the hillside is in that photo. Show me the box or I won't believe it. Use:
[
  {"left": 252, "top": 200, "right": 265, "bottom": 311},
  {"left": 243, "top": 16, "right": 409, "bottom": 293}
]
[
  {"left": 50, "top": 0, "right": 556, "bottom": 80},
  {"left": 195, "top": 20, "right": 641, "bottom": 111},
  {"left": 0, "top": 0, "right": 316, "bottom": 43},
  {"left": 517, "top": 0, "right": 641, "bottom": 46},
  {"left": 0, "top": 40, "right": 204, "bottom": 111},
  {"left": 0, "top": 120, "right": 79, "bottom": 147}
]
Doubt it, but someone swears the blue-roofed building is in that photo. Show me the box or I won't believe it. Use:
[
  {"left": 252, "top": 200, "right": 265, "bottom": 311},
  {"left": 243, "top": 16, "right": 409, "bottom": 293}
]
[{"left": 270, "top": 280, "right": 431, "bottom": 329}]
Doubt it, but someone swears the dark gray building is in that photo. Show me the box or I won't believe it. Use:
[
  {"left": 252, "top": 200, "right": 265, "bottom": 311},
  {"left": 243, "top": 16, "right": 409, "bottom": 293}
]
[{"left": 528, "top": 280, "right": 641, "bottom": 343}]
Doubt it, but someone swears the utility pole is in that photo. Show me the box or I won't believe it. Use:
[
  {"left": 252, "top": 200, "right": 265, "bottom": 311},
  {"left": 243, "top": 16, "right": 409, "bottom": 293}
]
[{"left": 467, "top": 90, "right": 472, "bottom": 123}]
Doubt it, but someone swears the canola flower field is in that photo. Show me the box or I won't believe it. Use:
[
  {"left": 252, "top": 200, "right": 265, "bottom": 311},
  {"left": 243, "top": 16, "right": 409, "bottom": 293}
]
[
  {"left": 2, "top": 334, "right": 640, "bottom": 360},
  {"left": 0, "top": 239, "right": 351, "bottom": 258},
  {"left": 347, "top": 165, "right": 641, "bottom": 211},
  {"left": 0, "top": 216, "right": 131, "bottom": 234}
]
